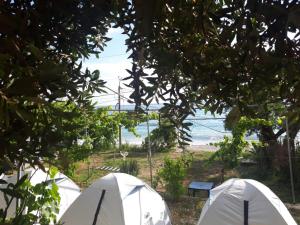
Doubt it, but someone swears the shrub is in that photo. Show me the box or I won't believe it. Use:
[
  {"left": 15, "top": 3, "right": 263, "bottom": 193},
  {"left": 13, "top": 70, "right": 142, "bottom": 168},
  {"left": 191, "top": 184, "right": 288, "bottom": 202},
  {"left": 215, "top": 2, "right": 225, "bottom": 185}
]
[
  {"left": 157, "top": 155, "right": 192, "bottom": 200},
  {"left": 181, "top": 152, "right": 194, "bottom": 168},
  {"left": 143, "top": 119, "right": 177, "bottom": 152},
  {"left": 119, "top": 159, "right": 139, "bottom": 176}
]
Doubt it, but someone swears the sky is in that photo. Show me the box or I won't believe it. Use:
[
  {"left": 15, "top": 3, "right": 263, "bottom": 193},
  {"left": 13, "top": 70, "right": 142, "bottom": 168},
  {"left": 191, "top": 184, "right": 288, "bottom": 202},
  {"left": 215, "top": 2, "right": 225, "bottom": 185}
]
[{"left": 83, "top": 28, "right": 132, "bottom": 107}]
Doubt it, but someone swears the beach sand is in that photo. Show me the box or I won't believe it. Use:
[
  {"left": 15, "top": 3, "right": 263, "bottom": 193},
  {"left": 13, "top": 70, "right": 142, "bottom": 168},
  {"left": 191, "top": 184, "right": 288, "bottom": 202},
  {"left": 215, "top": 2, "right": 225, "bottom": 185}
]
[{"left": 177, "top": 144, "right": 218, "bottom": 152}]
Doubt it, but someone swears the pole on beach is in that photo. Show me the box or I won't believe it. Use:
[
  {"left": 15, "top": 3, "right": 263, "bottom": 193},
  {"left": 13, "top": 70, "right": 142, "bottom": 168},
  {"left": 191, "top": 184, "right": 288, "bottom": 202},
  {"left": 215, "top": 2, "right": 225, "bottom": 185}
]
[
  {"left": 118, "top": 79, "right": 121, "bottom": 150},
  {"left": 147, "top": 111, "right": 153, "bottom": 187},
  {"left": 115, "top": 78, "right": 122, "bottom": 161},
  {"left": 285, "top": 117, "right": 296, "bottom": 204}
]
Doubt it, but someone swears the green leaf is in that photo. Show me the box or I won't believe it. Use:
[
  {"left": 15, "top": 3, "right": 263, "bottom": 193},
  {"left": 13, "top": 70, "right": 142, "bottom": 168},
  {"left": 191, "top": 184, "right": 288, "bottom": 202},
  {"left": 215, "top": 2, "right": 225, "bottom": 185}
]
[
  {"left": 49, "top": 167, "right": 59, "bottom": 179},
  {"left": 15, "top": 174, "right": 28, "bottom": 188}
]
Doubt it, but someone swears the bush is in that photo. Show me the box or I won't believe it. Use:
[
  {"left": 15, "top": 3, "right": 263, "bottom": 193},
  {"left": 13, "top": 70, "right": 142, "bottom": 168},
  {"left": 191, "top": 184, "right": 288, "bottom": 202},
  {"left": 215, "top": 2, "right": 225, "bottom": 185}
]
[
  {"left": 142, "top": 119, "right": 177, "bottom": 152},
  {"left": 119, "top": 159, "right": 139, "bottom": 176},
  {"left": 157, "top": 155, "right": 192, "bottom": 200}
]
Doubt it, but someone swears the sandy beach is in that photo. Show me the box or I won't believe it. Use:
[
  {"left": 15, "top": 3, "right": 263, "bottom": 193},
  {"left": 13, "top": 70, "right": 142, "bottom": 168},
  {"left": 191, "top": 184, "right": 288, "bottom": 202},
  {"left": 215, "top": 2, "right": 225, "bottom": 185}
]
[{"left": 176, "top": 144, "right": 219, "bottom": 152}]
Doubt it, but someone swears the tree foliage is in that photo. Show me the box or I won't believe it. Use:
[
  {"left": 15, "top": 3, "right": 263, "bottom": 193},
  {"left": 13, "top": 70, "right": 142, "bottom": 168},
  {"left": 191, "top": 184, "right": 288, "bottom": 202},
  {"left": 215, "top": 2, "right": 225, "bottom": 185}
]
[
  {"left": 117, "top": 0, "right": 300, "bottom": 145},
  {"left": 2, "top": 0, "right": 299, "bottom": 170},
  {"left": 1, "top": 1, "right": 300, "bottom": 222},
  {"left": 0, "top": 0, "right": 125, "bottom": 169}
]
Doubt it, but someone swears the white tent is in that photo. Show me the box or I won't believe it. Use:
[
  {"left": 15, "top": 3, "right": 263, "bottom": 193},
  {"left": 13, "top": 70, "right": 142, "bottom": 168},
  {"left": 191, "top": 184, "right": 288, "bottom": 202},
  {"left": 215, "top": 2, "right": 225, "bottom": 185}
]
[
  {"left": 0, "top": 168, "right": 81, "bottom": 221},
  {"left": 197, "top": 178, "right": 297, "bottom": 225},
  {"left": 60, "top": 173, "right": 172, "bottom": 225}
]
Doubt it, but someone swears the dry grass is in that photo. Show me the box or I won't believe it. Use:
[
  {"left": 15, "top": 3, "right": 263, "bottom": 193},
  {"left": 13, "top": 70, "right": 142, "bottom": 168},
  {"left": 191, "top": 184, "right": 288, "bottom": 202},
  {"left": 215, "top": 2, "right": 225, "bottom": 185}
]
[{"left": 166, "top": 196, "right": 205, "bottom": 225}]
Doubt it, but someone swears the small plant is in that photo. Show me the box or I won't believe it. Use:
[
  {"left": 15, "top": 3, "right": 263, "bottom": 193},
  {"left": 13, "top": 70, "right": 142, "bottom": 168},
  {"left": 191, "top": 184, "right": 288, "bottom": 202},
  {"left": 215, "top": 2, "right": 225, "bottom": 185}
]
[
  {"left": 157, "top": 156, "right": 191, "bottom": 200},
  {"left": 119, "top": 159, "right": 139, "bottom": 176}
]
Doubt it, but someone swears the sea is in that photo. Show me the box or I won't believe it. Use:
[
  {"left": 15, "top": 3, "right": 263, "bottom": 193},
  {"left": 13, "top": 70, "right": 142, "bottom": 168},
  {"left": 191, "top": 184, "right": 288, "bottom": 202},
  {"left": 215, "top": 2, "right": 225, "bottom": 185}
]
[{"left": 101, "top": 104, "right": 257, "bottom": 146}]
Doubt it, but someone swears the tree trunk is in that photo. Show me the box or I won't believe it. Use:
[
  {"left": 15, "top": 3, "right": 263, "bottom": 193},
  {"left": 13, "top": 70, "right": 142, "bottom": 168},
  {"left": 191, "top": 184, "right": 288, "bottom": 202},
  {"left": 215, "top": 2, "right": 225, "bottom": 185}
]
[{"left": 259, "top": 125, "right": 278, "bottom": 169}]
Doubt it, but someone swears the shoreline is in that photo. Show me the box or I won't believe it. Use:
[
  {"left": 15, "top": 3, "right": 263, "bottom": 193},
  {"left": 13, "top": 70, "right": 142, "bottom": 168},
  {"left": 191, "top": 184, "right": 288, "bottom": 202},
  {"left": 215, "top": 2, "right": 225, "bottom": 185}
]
[
  {"left": 184, "top": 144, "right": 218, "bottom": 152},
  {"left": 122, "top": 143, "right": 219, "bottom": 152}
]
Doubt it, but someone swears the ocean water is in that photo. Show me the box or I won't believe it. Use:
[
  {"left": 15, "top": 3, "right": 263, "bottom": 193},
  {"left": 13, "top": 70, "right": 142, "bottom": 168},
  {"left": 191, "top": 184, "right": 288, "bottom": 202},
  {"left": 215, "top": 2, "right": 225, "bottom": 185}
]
[{"left": 103, "top": 104, "right": 257, "bottom": 146}]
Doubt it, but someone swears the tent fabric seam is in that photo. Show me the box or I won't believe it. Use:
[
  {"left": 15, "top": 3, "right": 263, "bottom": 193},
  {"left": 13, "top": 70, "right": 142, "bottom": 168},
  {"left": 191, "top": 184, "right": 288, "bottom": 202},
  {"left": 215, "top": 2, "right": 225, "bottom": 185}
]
[{"left": 113, "top": 174, "right": 126, "bottom": 225}]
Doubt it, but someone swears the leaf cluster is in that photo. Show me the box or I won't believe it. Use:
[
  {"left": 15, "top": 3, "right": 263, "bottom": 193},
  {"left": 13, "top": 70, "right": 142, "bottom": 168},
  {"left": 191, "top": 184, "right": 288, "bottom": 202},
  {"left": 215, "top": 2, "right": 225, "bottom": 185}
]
[
  {"left": 0, "top": 0, "right": 127, "bottom": 169},
  {"left": 0, "top": 167, "right": 60, "bottom": 225},
  {"left": 117, "top": 0, "right": 300, "bottom": 145}
]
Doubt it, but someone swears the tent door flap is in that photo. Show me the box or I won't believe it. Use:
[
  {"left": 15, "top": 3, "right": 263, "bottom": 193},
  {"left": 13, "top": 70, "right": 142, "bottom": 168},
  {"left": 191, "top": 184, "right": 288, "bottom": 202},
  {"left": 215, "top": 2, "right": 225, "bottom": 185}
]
[
  {"left": 92, "top": 189, "right": 106, "bottom": 225},
  {"left": 244, "top": 200, "right": 248, "bottom": 225}
]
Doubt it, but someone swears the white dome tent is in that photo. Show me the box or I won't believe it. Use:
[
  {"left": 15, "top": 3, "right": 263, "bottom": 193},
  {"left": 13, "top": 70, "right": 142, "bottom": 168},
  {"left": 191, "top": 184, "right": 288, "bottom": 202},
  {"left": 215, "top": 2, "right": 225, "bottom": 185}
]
[
  {"left": 0, "top": 168, "right": 81, "bottom": 221},
  {"left": 197, "top": 178, "right": 297, "bottom": 225},
  {"left": 60, "top": 173, "right": 172, "bottom": 225}
]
